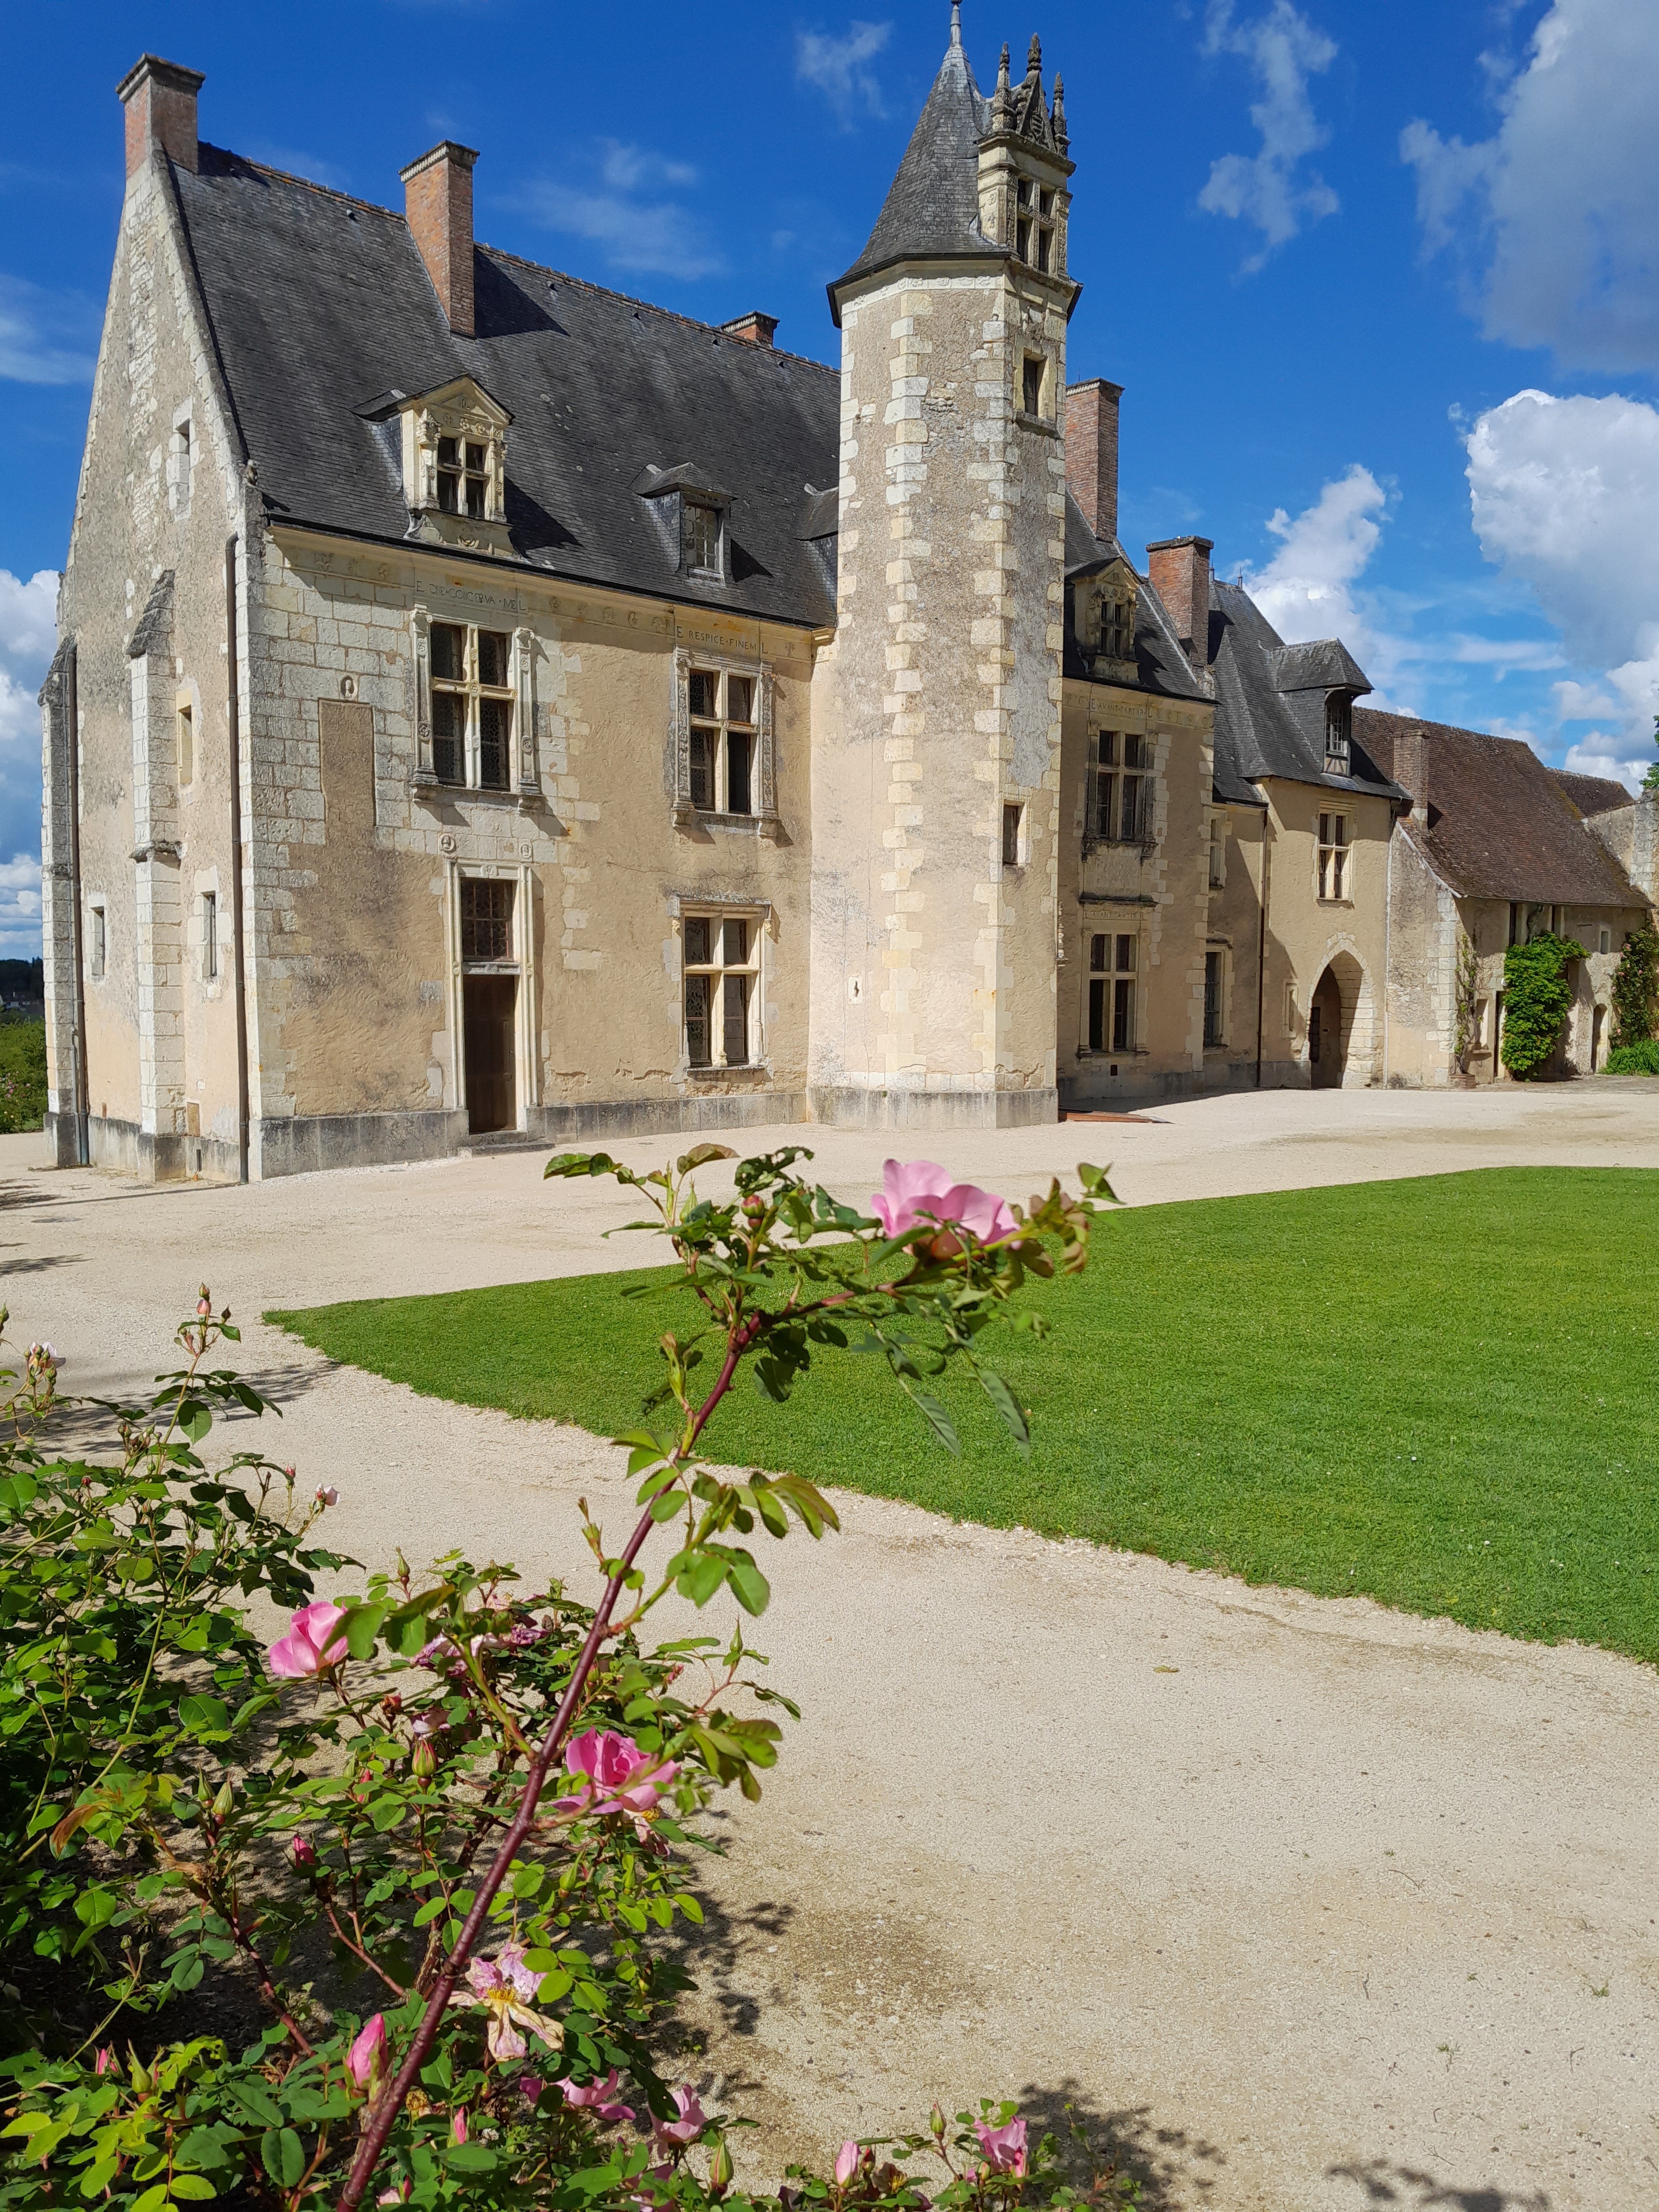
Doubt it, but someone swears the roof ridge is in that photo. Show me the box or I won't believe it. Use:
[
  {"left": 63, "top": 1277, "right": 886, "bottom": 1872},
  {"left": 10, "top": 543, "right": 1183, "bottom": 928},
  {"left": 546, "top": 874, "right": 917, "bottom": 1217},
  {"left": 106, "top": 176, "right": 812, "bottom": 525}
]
[{"left": 207, "top": 144, "right": 837, "bottom": 379}]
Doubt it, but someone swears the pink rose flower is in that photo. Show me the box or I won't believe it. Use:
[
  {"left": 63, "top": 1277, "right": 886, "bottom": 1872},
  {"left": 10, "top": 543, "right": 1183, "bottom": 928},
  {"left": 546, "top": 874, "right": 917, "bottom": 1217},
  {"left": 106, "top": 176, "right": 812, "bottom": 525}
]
[
  {"left": 314, "top": 1485, "right": 339, "bottom": 1508},
  {"left": 449, "top": 1943, "right": 564, "bottom": 2063},
  {"left": 835, "top": 2142, "right": 861, "bottom": 2185},
  {"left": 450, "top": 2109, "right": 469, "bottom": 2146},
  {"left": 653, "top": 2083, "right": 707, "bottom": 2150},
  {"left": 268, "top": 1601, "right": 349, "bottom": 1679},
  {"left": 974, "top": 2117, "right": 1026, "bottom": 2176},
  {"left": 348, "top": 2014, "right": 386, "bottom": 2095},
  {"left": 560, "top": 2069, "right": 637, "bottom": 2125},
  {"left": 557, "top": 1731, "right": 679, "bottom": 1828},
  {"left": 94, "top": 2048, "right": 114, "bottom": 2077},
  {"left": 870, "top": 1160, "right": 1018, "bottom": 1245},
  {"left": 290, "top": 1833, "right": 318, "bottom": 1870}
]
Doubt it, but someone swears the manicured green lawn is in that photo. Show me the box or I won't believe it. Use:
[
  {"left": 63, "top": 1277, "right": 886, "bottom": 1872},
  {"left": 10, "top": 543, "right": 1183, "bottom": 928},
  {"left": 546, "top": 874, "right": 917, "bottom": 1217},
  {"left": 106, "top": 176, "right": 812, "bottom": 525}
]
[{"left": 268, "top": 1167, "right": 1659, "bottom": 1665}]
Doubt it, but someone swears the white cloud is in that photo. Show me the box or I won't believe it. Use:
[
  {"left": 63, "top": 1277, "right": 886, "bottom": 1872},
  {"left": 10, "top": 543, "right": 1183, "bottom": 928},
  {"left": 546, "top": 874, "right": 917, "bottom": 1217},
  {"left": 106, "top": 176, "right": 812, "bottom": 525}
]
[
  {"left": 795, "top": 21, "right": 892, "bottom": 125},
  {"left": 1402, "top": 0, "right": 1659, "bottom": 372},
  {"left": 517, "top": 142, "right": 722, "bottom": 279},
  {"left": 1242, "top": 465, "right": 1395, "bottom": 673},
  {"left": 1198, "top": 0, "right": 1339, "bottom": 271},
  {"left": 1562, "top": 738, "right": 1647, "bottom": 793},
  {"left": 0, "top": 568, "right": 56, "bottom": 757},
  {"left": 0, "top": 275, "right": 96, "bottom": 385},
  {"left": 1466, "top": 387, "right": 1659, "bottom": 772}
]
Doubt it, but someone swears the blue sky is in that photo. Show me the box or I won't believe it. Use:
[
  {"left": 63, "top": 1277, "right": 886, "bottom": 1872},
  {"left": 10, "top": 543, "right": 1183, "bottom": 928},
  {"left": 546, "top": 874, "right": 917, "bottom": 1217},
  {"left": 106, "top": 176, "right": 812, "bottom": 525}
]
[{"left": 2, "top": 0, "right": 1657, "bottom": 956}]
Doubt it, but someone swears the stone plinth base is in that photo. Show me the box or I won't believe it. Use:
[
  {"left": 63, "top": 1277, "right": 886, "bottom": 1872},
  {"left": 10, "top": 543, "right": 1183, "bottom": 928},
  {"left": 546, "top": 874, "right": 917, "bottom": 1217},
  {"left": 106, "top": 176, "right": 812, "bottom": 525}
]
[{"left": 807, "top": 1085, "right": 1059, "bottom": 1130}]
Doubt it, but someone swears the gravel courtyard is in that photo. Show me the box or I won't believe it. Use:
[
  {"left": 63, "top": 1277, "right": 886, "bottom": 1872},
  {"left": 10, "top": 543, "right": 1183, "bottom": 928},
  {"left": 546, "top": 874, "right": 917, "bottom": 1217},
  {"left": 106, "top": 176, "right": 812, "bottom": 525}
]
[{"left": 7, "top": 1084, "right": 1658, "bottom": 2212}]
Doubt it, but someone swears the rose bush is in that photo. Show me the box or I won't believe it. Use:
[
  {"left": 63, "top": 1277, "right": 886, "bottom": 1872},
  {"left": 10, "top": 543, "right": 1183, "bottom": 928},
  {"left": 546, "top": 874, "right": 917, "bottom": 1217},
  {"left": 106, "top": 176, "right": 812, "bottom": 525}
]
[{"left": 0, "top": 1145, "right": 1137, "bottom": 2212}]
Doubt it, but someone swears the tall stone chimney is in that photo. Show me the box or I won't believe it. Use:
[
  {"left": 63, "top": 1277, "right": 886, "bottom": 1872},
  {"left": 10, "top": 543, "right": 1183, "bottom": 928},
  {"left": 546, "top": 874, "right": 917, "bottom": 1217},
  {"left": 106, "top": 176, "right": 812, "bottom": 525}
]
[
  {"left": 117, "top": 56, "right": 204, "bottom": 180},
  {"left": 1147, "top": 535, "right": 1214, "bottom": 672},
  {"left": 1393, "top": 723, "right": 1430, "bottom": 820},
  {"left": 1065, "top": 378, "right": 1122, "bottom": 544},
  {"left": 401, "top": 142, "right": 479, "bottom": 337}
]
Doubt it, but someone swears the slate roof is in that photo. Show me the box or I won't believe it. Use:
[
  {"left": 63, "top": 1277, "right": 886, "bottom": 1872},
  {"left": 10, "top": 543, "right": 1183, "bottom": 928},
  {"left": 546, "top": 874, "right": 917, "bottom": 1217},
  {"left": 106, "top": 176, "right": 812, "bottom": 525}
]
[
  {"left": 1209, "top": 580, "right": 1402, "bottom": 808},
  {"left": 172, "top": 148, "right": 841, "bottom": 628},
  {"left": 1356, "top": 709, "right": 1645, "bottom": 908},
  {"left": 830, "top": 24, "right": 994, "bottom": 313},
  {"left": 1061, "top": 498, "right": 1211, "bottom": 706},
  {"left": 1552, "top": 769, "right": 1633, "bottom": 819}
]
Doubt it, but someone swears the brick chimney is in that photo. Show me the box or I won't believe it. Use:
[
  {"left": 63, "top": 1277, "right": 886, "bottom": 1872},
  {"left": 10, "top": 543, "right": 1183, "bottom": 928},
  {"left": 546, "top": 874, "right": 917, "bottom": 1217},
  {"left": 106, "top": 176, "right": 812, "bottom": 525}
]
[
  {"left": 721, "top": 311, "right": 779, "bottom": 348},
  {"left": 1147, "top": 535, "right": 1214, "bottom": 672},
  {"left": 1065, "top": 378, "right": 1123, "bottom": 545},
  {"left": 400, "top": 142, "right": 479, "bottom": 337},
  {"left": 117, "top": 56, "right": 204, "bottom": 180},
  {"left": 1393, "top": 723, "right": 1430, "bottom": 819}
]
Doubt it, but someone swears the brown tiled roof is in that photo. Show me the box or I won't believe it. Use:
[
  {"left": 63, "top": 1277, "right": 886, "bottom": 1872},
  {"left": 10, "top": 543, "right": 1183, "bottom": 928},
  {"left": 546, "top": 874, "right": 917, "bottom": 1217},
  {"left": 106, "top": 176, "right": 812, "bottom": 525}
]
[
  {"left": 1356, "top": 708, "right": 1645, "bottom": 908},
  {"left": 1551, "top": 769, "right": 1632, "bottom": 818}
]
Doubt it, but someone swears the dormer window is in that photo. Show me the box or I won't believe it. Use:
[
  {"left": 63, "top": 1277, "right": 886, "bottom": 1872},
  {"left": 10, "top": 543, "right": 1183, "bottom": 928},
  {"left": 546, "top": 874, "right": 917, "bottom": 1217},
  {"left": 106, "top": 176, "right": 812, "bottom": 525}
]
[
  {"left": 1325, "top": 693, "right": 1353, "bottom": 775},
  {"left": 683, "top": 499, "right": 722, "bottom": 578},
  {"left": 1102, "top": 596, "right": 1134, "bottom": 662},
  {"left": 437, "top": 436, "right": 489, "bottom": 519}
]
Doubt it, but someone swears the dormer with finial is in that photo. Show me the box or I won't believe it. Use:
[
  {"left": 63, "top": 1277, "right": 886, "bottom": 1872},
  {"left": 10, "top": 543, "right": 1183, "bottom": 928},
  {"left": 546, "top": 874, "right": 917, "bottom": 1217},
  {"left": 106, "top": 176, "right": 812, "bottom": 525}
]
[{"left": 979, "top": 31, "right": 1076, "bottom": 292}]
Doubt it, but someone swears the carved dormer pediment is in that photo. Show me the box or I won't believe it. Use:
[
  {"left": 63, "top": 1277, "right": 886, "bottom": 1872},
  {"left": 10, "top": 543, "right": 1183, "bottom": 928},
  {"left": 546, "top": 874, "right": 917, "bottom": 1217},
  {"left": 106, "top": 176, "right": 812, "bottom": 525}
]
[
  {"left": 393, "top": 376, "right": 514, "bottom": 556},
  {"left": 1074, "top": 554, "right": 1139, "bottom": 678}
]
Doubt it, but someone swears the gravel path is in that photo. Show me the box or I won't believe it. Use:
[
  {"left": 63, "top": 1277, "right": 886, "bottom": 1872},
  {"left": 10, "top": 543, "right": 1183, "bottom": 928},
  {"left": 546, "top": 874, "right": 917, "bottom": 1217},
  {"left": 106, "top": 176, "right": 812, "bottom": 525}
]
[{"left": 5, "top": 1085, "right": 1657, "bottom": 2211}]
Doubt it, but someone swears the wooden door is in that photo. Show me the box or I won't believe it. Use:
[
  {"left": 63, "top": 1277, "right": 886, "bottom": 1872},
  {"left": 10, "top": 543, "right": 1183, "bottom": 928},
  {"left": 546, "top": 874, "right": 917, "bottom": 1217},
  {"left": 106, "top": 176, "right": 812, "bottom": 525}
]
[{"left": 463, "top": 975, "right": 517, "bottom": 1133}]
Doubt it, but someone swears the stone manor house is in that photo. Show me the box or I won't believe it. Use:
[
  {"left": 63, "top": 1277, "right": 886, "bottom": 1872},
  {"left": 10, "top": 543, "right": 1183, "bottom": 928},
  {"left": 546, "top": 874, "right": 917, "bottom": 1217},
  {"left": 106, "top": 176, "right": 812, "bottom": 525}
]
[{"left": 41, "top": 15, "right": 1659, "bottom": 1179}]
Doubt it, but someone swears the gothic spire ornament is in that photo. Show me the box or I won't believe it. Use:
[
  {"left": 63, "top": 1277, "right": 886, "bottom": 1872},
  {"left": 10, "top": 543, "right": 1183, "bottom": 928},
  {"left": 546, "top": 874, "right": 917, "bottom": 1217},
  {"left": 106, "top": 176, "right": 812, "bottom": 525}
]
[{"left": 950, "top": 0, "right": 962, "bottom": 48}]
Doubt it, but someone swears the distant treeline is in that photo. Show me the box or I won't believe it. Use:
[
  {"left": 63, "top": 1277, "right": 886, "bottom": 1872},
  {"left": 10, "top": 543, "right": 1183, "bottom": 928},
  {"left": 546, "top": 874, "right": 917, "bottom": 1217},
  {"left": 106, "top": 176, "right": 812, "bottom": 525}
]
[{"left": 0, "top": 960, "right": 43, "bottom": 998}]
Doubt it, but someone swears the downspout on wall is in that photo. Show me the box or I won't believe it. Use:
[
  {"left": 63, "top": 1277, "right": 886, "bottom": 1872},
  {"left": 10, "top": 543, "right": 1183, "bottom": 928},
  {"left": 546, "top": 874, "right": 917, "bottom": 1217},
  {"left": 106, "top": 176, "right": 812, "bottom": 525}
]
[
  {"left": 225, "top": 536, "right": 250, "bottom": 1184},
  {"left": 1255, "top": 805, "right": 1272, "bottom": 1087}
]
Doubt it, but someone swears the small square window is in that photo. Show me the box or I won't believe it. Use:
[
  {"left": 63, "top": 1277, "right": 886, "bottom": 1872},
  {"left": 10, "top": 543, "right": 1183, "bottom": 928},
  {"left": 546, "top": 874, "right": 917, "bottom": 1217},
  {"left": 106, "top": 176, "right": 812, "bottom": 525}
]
[
  {"left": 460, "top": 878, "right": 515, "bottom": 962},
  {"left": 1002, "top": 803, "right": 1023, "bottom": 867}
]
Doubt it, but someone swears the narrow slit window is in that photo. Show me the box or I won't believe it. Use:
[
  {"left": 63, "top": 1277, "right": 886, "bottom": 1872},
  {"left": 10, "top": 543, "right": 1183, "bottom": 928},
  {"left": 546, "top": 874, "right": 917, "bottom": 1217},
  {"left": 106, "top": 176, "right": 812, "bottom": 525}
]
[
  {"left": 1002, "top": 802, "right": 1023, "bottom": 867},
  {"left": 202, "top": 890, "right": 217, "bottom": 982},
  {"left": 683, "top": 909, "right": 761, "bottom": 1070},
  {"left": 1317, "top": 811, "right": 1351, "bottom": 901},
  {"left": 1204, "top": 950, "right": 1224, "bottom": 1047},
  {"left": 177, "top": 702, "right": 194, "bottom": 789},
  {"left": 1022, "top": 356, "right": 1045, "bottom": 418},
  {"left": 90, "top": 905, "right": 107, "bottom": 981}
]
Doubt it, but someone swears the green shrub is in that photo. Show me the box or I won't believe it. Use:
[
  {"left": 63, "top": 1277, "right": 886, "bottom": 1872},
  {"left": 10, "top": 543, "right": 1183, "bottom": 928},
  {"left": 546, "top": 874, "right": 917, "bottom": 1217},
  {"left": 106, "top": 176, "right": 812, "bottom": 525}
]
[
  {"left": 1500, "top": 933, "right": 1587, "bottom": 1078},
  {"left": 1610, "top": 921, "right": 1659, "bottom": 1051},
  {"left": 0, "top": 1017, "right": 46, "bottom": 1134},
  {"left": 1604, "top": 1039, "right": 1659, "bottom": 1074}
]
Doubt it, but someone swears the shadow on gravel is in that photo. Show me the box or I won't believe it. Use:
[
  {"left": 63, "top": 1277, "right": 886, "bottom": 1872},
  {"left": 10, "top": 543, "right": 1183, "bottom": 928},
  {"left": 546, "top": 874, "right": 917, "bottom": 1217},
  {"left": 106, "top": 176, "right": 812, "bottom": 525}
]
[
  {"left": 1327, "top": 2158, "right": 1550, "bottom": 2210},
  {"left": 1014, "top": 2079, "right": 1225, "bottom": 2209}
]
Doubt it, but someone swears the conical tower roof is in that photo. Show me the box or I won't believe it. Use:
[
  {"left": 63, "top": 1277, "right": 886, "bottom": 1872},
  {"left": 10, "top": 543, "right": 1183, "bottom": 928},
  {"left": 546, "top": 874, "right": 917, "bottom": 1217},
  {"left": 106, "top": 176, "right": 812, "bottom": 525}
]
[{"left": 829, "top": 6, "right": 996, "bottom": 324}]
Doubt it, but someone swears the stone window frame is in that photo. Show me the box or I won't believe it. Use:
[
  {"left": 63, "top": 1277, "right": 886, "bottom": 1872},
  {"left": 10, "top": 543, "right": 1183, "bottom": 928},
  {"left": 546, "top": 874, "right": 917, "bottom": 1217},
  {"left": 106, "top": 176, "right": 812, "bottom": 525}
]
[
  {"left": 168, "top": 403, "right": 194, "bottom": 522},
  {"left": 412, "top": 607, "right": 541, "bottom": 804},
  {"left": 1015, "top": 175, "right": 1058, "bottom": 273},
  {"left": 1316, "top": 809, "right": 1352, "bottom": 903},
  {"left": 1207, "top": 808, "right": 1226, "bottom": 890},
  {"left": 401, "top": 388, "right": 509, "bottom": 527},
  {"left": 666, "top": 892, "right": 773, "bottom": 1077},
  {"left": 1015, "top": 344, "right": 1058, "bottom": 432},
  {"left": 1082, "top": 925, "right": 1143, "bottom": 1057},
  {"left": 88, "top": 897, "right": 108, "bottom": 983},
  {"left": 1203, "top": 943, "right": 1229, "bottom": 1050},
  {"left": 1075, "top": 572, "right": 1138, "bottom": 676},
  {"left": 442, "top": 857, "right": 541, "bottom": 1123},
  {"left": 1324, "top": 691, "right": 1354, "bottom": 775},
  {"left": 1089, "top": 729, "right": 1154, "bottom": 851},
  {"left": 669, "top": 646, "right": 778, "bottom": 833}
]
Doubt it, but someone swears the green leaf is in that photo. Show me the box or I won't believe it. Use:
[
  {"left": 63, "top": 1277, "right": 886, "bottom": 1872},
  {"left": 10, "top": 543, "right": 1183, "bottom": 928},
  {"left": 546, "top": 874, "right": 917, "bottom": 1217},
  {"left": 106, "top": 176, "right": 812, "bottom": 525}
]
[
  {"left": 906, "top": 1387, "right": 960, "bottom": 1457},
  {"left": 175, "top": 2131, "right": 229, "bottom": 2171},
  {"left": 442, "top": 2143, "right": 498, "bottom": 2173},
  {"left": 177, "top": 1402, "right": 214, "bottom": 1444},
  {"left": 169, "top": 2177, "right": 217, "bottom": 2200},
  {"left": 677, "top": 1142, "right": 738, "bottom": 1172},
  {"left": 226, "top": 2081, "right": 284, "bottom": 2130},
  {"left": 340, "top": 1602, "right": 388, "bottom": 1661},
  {"left": 368, "top": 1795, "right": 407, "bottom": 1833},
  {"left": 976, "top": 1366, "right": 1031, "bottom": 1459},
  {"left": 177, "top": 1695, "right": 231, "bottom": 1739},
  {"left": 129, "top": 2187, "right": 171, "bottom": 2212},
  {"left": 260, "top": 2127, "right": 305, "bottom": 2188},
  {"left": 724, "top": 1555, "right": 771, "bottom": 1617},
  {"left": 676, "top": 1551, "right": 727, "bottom": 1608}
]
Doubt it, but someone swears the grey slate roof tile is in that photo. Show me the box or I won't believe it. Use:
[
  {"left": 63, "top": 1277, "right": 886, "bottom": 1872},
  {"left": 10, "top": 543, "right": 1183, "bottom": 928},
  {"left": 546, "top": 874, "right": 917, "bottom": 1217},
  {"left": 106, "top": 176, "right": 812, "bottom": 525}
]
[
  {"left": 1061, "top": 494, "right": 1211, "bottom": 704},
  {"left": 173, "top": 149, "right": 840, "bottom": 629},
  {"left": 1210, "top": 579, "right": 1402, "bottom": 809}
]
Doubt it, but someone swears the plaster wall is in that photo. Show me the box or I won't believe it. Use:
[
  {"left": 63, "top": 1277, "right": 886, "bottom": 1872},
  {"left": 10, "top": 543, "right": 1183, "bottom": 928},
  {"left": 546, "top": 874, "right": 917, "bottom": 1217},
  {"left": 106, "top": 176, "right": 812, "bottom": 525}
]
[
  {"left": 1260, "top": 783, "right": 1393, "bottom": 1090},
  {"left": 808, "top": 264, "right": 1068, "bottom": 1128}
]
